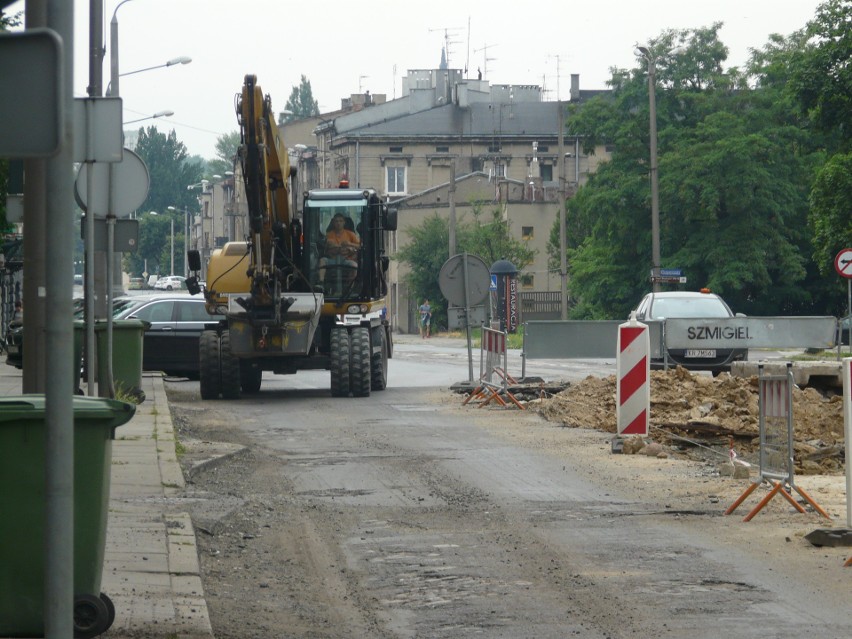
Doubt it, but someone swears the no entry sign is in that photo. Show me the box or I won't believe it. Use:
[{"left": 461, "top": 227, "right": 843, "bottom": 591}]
[{"left": 834, "top": 248, "right": 852, "bottom": 279}]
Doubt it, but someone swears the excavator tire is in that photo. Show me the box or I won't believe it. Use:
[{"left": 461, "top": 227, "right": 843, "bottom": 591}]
[
  {"left": 219, "top": 331, "right": 241, "bottom": 400},
  {"left": 199, "top": 330, "right": 221, "bottom": 400},
  {"left": 370, "top": 325, "right": 388, "bottom": 391},
  {"left": 330, "top": 327, "right": 351, "bottom": 397},
  {"left": 350, "top": 327, "right": 371, "bottom": 397},
  {"left": 240, "top": 360, "right": 262, "bottom": 394}
]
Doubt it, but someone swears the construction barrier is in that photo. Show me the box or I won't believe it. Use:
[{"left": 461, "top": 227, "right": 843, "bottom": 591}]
[
  {"left": 616, "top": 315, "right": 650, "bottom": 436},
  {"left": 725, "top": 363, "right": 829, "bottom": 521},
  {"left": 463, "top": 326, "right": 523, "bottom": 409}
]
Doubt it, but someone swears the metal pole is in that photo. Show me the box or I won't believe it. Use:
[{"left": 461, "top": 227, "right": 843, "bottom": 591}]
[
  {"left": 449, "top": 160, "right": 457, "bottom": 256},
  {"left": 463, "top": 252, "right": 474, "bottom": 382},
  {"left": 558, "top": 100, "right": 567, "bottom": 319},
  {"left": 45, "top": 0, "right": 76, "bottom": 635},
  {"left": 648, "top": 56, "right": 662, "bottom": 293},
  {"left": 170, "top": 216, "right": 175, "bottom": 275}
]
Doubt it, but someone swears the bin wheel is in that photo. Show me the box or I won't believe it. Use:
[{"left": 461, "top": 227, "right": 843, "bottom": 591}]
[
  {"left": 73, "top": 593, "right": 109, "bottom": 638},
  {"left": 100, "top": 592, "right": 116, "bottom": 633}
]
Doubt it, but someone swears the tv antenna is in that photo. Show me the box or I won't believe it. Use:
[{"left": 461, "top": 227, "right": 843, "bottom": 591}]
[
  {"left": 358, "top": 74, "right": 369, "bottom": 93},
  {"left": 473, "top": 42, "right": 498, "bottom": 80},
  {"left": 429, "top": 25, "right": 464, "bottom": 68}
]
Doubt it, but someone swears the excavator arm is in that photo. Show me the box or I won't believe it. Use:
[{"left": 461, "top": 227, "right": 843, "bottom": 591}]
[{"left": 236, "top": 74, "right": 294, "bottom": 307}]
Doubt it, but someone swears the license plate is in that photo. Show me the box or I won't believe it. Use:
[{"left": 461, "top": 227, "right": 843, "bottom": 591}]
[{"left": 685, "top": 349, "right": 715, "bottom": 358}]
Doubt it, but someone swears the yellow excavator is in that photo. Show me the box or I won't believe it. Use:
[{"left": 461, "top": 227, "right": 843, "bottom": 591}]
[{"left": 186, "top": 74, "right": 397, "bottom": 399}]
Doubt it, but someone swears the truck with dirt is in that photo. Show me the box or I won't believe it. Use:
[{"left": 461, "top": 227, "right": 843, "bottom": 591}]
[{"left": 186, "top": 74, "right": 397, "bottom": 399}]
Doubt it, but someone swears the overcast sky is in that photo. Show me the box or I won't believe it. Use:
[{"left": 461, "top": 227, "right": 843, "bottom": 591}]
[{"left": 5, "top": 0, "right": 827, "bottom": 160}]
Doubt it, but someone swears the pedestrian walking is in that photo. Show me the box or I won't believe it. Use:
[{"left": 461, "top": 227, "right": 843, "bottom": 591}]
[{"left": 419, "top": 298, "right": 432, "bottom": 338}]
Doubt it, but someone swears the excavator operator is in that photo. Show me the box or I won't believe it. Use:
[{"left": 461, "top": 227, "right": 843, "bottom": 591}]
[{"left": 319, "top": 213, "right": 360, "bottom": 284}]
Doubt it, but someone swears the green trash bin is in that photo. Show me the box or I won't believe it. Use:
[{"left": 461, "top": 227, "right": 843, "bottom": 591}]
[
  {"left": 94, "top": 319, "right": 149, "bottom": 402},
  {"left": 0, "top": 395, "right": 136, "bottom": 638}
]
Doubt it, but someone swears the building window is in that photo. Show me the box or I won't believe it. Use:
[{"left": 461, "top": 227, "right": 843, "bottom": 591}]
[
  {"left": 435, "top": 145, "right": 449, "bottom": 153},
  {"left": 387, "top": 166, "right": 406, "bottom": 194},
  {"left": 488, "top": 144, "right": 501, "bottom": 153},
  {"left": 389, "top": 146, "right": 403, "bottom": 153},
  {"left": 537, "top": 145, "right": 549, "bottom": 152},
  {"left": 540, "top": 164, "right": 553, "bottom": 182},
  {"left": 520, "top": 274, "right": 534, "bottom": 288},
  {"left": 494, "top": 163, "right": 506, "bottom": 177},
  {"left": 522, "top": 226, "right": 534, "bottom": 240}
]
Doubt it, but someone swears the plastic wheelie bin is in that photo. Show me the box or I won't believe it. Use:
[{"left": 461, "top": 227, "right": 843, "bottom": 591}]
[
  {"left": 94, "top": 319, "right": 149, "bottom": 402},
  {"left": 0, "top": 395, "right": 136, "bottom": 638}
]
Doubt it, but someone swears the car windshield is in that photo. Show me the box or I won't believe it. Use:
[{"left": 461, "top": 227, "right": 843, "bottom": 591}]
[{"left": 649, "top": 297, "right": 730, "bottom": 319}]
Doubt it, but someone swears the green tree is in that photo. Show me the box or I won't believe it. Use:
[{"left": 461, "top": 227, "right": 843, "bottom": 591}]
[
  {"left": 784, "top": 0, "right": 852, "bottom": 274},
  {"left": 551, "top": 24, "right": 820, "bottom": 319},
  {"left": 397, "top": 205, "right": 536, "bottom": 329},
  {"left": 280, "top": 75, "right": 320, "bottom": 124},
  {"left": 126, "top": 127, "right": 202, "bottom": 277},
  {"left": 207, "top": 131, "right": 240, "bottom": 177}
]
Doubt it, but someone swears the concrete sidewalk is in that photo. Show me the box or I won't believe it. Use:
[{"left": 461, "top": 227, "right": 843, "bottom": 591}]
[{"left": 0, "top": 366, "right": 214, "bottom": 639}]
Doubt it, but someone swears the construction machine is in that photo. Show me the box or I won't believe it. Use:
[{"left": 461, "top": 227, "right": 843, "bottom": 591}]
[{"left": 186, "top": 74, "right": 397, "bottom": 399}]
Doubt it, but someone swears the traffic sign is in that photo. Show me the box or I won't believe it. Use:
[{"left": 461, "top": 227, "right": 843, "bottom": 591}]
[
  {"left": 834, "top": 248, "right": 852, "bottom": 279},
  {"left": 438, "top": 254, "right": 490, "bottom": 307}
]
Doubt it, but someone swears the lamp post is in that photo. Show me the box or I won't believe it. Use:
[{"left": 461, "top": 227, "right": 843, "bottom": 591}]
[
  {"left": 125, "top": 110, "right": 174, "bottom": 125},
  {"left": 149, "top": 211, "right": 174, "bottom": 275},
  {"left": 167, "top": 205, "right": 193, "bottom": 276}
]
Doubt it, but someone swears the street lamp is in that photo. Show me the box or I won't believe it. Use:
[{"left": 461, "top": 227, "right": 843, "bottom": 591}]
[
  {"left": 124, "top": 110, "right": 174, "bottom": 125},
  {"left": 167, "top": 205, "right": 193, "bottom": 276},
  {"left": 149, "top": 211, "right": 175, "bottom": 275}
]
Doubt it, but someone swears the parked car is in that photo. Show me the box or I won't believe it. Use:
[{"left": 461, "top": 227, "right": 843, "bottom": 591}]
[
  {"left": 153, "top": 276, "right": 186, "bottom": 291},
  {"left": 632, "top": 290, "right": 748, "bottom": 374},
  {"left": 113, "top": 293, "right": 224, "bottom": 377},
  {"left": 127, "top": 277, "right": 146, "bottom": 290}
]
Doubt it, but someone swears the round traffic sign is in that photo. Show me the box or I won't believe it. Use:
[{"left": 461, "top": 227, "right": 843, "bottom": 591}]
[
  {"left": 834, "top": 248, "right": 852, "bottom": 279},
  {"left": 75, "top": 148, "right": 150, "bottom": 218},
  {"left": 438, "top": 254, "right": 490, "bottom": 307}
]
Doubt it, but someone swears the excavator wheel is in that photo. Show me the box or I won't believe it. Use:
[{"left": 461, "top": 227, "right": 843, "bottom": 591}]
[
  {"left": 370, "top": 326, "right": 388, "bottom": 391},
  {"left": 199, "top": 330, "right": 221, "bottom": 400},
  {"left": 350, "top": 327, "right": 371, "bottom": 397},
  {"left": 330, "top": 327, "right": 351, "bottom": 397},
  {"left": 219, "top": 331, "right": 241, "bottom": 400}
]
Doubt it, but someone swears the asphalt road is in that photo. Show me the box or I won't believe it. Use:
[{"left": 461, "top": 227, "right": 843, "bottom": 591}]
[{"left": 165, "top": 335, "right": 848, "bottom": 638}]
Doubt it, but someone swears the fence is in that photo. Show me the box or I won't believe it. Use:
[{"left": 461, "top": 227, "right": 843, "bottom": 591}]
[{"left": 519, "top": 292, "right": 561, "bottom": 322}]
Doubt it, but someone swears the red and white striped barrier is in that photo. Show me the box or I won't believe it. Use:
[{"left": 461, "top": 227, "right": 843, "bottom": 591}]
[{"left": 616, "top": 315, "right": 650, "bottom": 436}]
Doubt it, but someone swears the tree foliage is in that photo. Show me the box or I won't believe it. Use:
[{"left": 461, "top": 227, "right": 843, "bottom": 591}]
[
  {"left": 125, "top": 127, "right": 202, "bottom": 277},
  {"left": 207, "top": 131, "right": 240, "bottom": 177},
  {"left": 551, "top": 18, "right": 848, "bottom": 319},
  {"left": 280, "top": 75, "right": 320, "bottom": 125},
  {"left": 396, "top": 204, "right": 536, "bottom": 329}
]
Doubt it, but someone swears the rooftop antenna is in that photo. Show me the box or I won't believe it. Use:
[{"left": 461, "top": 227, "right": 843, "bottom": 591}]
[
  {"left": 429, "top": 25, "right": 464, "bottom": 69},
  {"left": 358, "top": 74, "right": 369, "bottom": 93},
  {"left": 473, "top": 42, "right": 498, "bottom": 80}
]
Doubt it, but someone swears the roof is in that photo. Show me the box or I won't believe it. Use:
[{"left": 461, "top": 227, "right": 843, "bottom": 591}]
[{"left": 333, "top": 101, "right": 564, "bottom": 140}]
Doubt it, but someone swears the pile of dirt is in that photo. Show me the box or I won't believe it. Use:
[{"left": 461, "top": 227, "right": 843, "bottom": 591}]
[{"left": 530, "top": 366, "right": 846, "bottom": 475}]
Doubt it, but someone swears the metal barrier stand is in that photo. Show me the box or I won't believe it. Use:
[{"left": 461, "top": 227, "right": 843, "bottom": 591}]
[
  {"left": 725, "top": 362, "right": 829, "bottom": 521},
  {"left": 462, "top": 327, "right": 524, "bottom": 410}
]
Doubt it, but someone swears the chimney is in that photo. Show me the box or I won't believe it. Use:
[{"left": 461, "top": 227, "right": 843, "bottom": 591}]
[{"left": 570, "top": 74, "right": 580, "bottom": 101}]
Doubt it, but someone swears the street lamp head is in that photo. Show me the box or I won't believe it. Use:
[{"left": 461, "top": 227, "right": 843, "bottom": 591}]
[
  {"left": 167, "top": 206, "right": 177, "bottom": 212},
  {"left": 153, "top": 110, "right": 174, "bottom": 118},
  {"left": 166, "top": 56, "right": 192, "bottom": 67}
]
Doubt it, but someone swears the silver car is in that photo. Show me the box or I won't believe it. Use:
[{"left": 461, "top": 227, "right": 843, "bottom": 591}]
[{"left": 633, "top": 290, "right": 748, "bottom": 374}]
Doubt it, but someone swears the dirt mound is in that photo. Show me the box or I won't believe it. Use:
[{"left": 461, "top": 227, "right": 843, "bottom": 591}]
[{"left": 531, "top": 367, "right": 845, "bottom": 474}]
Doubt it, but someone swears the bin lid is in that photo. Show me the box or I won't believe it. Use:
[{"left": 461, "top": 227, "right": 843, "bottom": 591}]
[
  {"left": 93, "top": 319, "right": 151, "bottom": 331},
  {"left": 0, "top": 394, "right": 136, "bottom": 428}
]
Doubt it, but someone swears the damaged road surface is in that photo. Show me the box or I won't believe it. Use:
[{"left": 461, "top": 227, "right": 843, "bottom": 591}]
[{"left": 167, "top": 381, "right": 848, "bottom": 639}]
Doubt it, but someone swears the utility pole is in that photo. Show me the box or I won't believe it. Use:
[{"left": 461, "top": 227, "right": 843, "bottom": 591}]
[
  {"left": 449, "top": 160, "right": 457, "bottom": 256},
  {"left": 558, "top": 101, "right": 568, "bottom": 320}
]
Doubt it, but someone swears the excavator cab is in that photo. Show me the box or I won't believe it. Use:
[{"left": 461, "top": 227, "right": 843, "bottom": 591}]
[{"left": 301, "top": 185, "right": 396, "bottom": 303}]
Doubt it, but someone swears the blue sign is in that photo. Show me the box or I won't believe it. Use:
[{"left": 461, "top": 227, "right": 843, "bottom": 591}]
[
  {"left": 490, "top": 274, "right": 498, "bottom": 291},
  {"left": 660, "top": 268, "right": 683, "bottom": 277}
]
